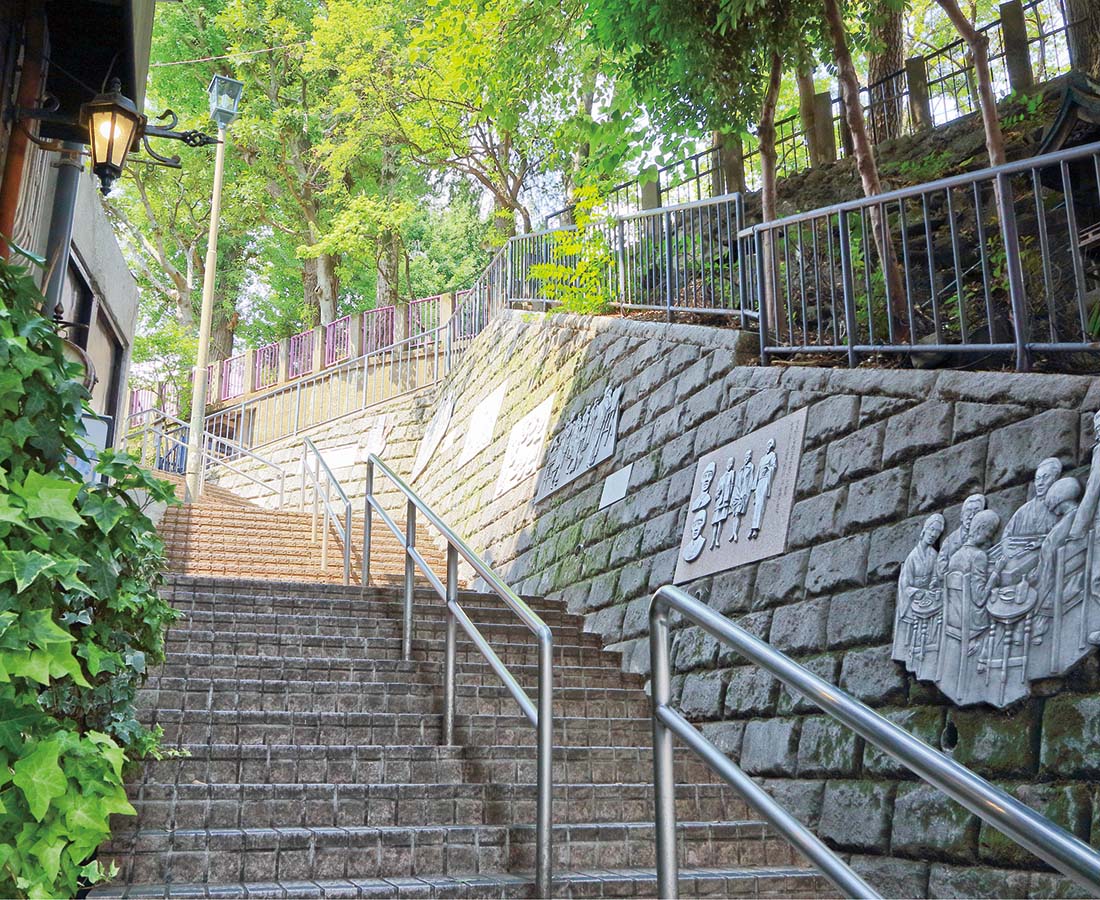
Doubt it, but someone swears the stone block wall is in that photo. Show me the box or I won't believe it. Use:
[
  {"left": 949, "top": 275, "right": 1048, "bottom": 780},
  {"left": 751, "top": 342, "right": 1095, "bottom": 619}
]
[{"left": 212, "top": 309, "right": 1100, "bottom": 896}]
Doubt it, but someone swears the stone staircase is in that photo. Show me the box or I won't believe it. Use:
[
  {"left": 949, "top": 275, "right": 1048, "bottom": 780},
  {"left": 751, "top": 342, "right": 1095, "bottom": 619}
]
[
  {"left": 94, "top": 475, "right": 833, "bottom": 898},
  {"left": 157, "top": 478, "right": 443, "bottom": 585}
]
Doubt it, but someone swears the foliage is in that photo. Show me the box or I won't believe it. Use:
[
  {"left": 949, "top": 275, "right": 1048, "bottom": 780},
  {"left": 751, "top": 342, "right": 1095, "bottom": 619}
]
[
  {"left": 0, "top": 260, "right": 178, "bottom": 898},
  {"left": 530, "top": 185, "right": 615, "bottom": 314}
]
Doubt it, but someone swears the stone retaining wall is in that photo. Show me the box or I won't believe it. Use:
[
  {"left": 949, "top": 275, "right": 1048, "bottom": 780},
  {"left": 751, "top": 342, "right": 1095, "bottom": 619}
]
[{"left": 214, "top": 309, "right": 1100, "bottom": 896}]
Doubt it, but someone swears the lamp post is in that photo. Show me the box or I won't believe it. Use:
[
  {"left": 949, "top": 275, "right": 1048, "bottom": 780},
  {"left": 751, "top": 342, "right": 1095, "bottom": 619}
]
[{"left": 184, "top": 75, "right": 243, "bottom": 503}]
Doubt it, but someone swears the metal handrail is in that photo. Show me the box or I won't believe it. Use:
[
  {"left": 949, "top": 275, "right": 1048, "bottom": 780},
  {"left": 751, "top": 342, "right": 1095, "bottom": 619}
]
[
  {"left": 363, "top": 453, "right": 553, "bottom": 898},
  {"left": 300, "top": 437, "right": 353, "bottom": 585},
  {"left": 649, "top": 583, "right": 1100, "bottom": 899},
  {"left": 124, "top": 408, "right": 288, "bottom": 505}
]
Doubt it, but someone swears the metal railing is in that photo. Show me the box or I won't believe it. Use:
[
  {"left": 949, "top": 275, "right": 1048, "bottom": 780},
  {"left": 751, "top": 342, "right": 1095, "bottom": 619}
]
[
  {"left": 287, "top": 328, "right": 315, "bottom": 378},
  {"left": 124, "top": 408, "right": 288, "bottom": 505},
  {"left": 324, "top": 315, "right": 353, "bottom": 366},
  {"left": 205, "top": 327, "right": 448, "bottom": 451},
  {"left": 253, "top": 341, "right": 280, "bottom": 390},
  {"left": 510, "top": 194, "right": 750, "bottom": 322},
  {"left": 739, "top": 139, "right": 1100, "bottom": 371},
  {"left": 362, "top": 304, "right": 395, "bottom": 353},
  {"left": 649, "top": 583, "right": 1100, "bottom": 900},
  {"left": 300, "top": 436, "right": 353, "bottom": 585},
  {"left": 363, "top": 453, "right": 553, "bottom": 898},
  {"left": 220, "top": 354, "right": 247, "bottom": 401}
]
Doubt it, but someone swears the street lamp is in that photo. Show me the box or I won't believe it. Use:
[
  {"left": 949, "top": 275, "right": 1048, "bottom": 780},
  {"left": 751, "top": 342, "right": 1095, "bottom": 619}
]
[
  {"left": 79, "top": 78, "right": 146, "bottom": 195},
  {"left": 184, "top": 75, "right": 242, "bottom": 503}
]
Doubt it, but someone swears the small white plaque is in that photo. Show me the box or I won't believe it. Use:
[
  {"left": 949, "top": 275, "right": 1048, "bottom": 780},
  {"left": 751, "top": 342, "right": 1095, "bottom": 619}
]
[
  {"left": 599, "top": 463, "right": 633, "bottom": 510},
  {"left": 457, "top": 381, "right": 508, "bottom": 467},
  {"left": 496, "top": 394, "right": 555, "bottom": 497},
  {"left": 411, "top": 399, "right": 453, "bottom": 479}
]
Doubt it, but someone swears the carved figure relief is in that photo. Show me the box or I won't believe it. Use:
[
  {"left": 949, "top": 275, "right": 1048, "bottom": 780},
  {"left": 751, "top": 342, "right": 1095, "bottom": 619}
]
[
  {"left": 674, "top": 408, "right": 807, "bottom": 584},
  {"left": 495, "top": 394, "right": 555, "bottom": 497},
  {"left": 894, "top": 415, "right": 1100, "bottom": 707},
  {"left": 535, "top": 384, "right": 623, "bottom": 502}
]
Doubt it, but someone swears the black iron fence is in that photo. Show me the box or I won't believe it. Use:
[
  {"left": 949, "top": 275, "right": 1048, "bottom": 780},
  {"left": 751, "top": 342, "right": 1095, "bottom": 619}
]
[
  {"left": 547, "top": 0, "right": 1075, "bottom": 228},
  {"left": 510, "top": 141, "right": 1100, "bottom": 372}
]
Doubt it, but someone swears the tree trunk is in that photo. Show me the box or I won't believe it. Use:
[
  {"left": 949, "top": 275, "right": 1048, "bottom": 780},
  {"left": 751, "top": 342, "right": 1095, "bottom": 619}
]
[
  {"left": 759, "top": 52, "right": 784, "bottom": 336},
  {"left": 493, "top": 198, "right": 517, "bottom": 240},
  {"left": 934, "top": 0, "right": 1006, "bottom": 165},
  {"left": 714, "top": 130, "right": 747, "bottom": 195},
  {"left": 376, "top": 232, "right": 401, "bottom": 311},
  {"left": 796, "top": 68, "right": 824, "bottom": 167},
  {"left": 868, "top": 6, "right": 905, "bottom": 142},
  {"left": 303, "top": 253, "right": 340, "bottom": 325},
  {"left": 822, "top": 0, "right": 909, "bottom": 337},
  {"left": 210, "top": 302, "right": 235, "bottom": 362},
  {"left": 1066, "top": 0, "right": 1100, "bottom": 77}
]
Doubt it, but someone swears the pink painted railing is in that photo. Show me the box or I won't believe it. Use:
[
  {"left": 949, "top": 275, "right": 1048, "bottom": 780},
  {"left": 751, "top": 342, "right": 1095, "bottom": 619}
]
[
  {"left": 407, "top": 295, "right": 441, "bottom": 347},
  {"left": 287, "top": 329, "right": 315, "bottom": 378},
  {"left": 324, "top": 316, "right": 352, "bottom": 366},
  {"left": 220, "top": 354, "right": 247, "bottom": 401},
  {"left": 129, "top": 388, "right": 158, "bottom": 416},
  {"left": 362, "top": 305, "right": 395, "bottom": 353},
  {"left": 253, "top": 342, "right": 280, "bottom": 390}
]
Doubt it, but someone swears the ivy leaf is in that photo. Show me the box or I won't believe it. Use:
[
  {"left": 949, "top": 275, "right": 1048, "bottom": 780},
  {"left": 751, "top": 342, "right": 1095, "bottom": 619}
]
[
  {"left": 5, "top": 650, "right": 51, "bottom": 686},
  {"left": 19, "top": 471, "right": 83, "bottom": 526},
  {"left": 0, "top": 710, "right": 43, "bottom": 754},
  {"left": 1, "top": 551, "right": 56, "bottom": 592},
  {"left": 29, "top": 828, "right": 65, "bottom": 883},
  {"left": 86, "top": 732, "right": 126, "bottom": 780},
  {"left": 80, "top": 492, "right": 124, "bottom": 535},
  {"left": 12, "top": 739, "right": 67, "bottom": 822},
  {"left": 22, "top": 609, "right": 74, "bottom": 649}
]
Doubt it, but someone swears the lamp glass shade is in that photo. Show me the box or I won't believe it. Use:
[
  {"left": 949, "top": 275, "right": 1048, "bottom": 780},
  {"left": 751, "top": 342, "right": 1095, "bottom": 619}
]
[
  {"left": 80, "top": 79, "right": 145, "bottom": 194},
  {"left": 207, "top": 75, "right": 244, "bottom": 128}
]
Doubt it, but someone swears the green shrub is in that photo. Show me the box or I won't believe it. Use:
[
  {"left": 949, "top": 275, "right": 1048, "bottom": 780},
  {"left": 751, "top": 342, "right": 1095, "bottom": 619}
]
[
  {"left": 530, "top": 185, "right": 615, "bottom": 315},
  {"left": 0, "top": 258, "right": 177, "bottom": 897}
]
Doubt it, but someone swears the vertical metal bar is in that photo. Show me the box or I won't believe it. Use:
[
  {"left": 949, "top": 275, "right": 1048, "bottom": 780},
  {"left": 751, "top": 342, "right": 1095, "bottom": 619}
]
[
  {"left": 650, "top": 599, "right": 678, "bottom": 900},
  {"left": 663, "top": 210, "right": 674, "bottom": 321},
  {"left": 444, "top": 545, "right": 458, "bottom": 747},
  {"left": 535, "top": 626, "right": 554, "bottom": 900},
  {"left": 1060, "top": 160, "right": 1090, "bottom": 337},
  {"left": 995, "top": 172, "right": 1031, "bottom": 372},
  {"left": 363, "top": 460, "right": 373, "bottom": 587},
  {"left": 404, "top": 499, "right": 416, "bottom": 661},
  {"left": 838, "top": 209, "right": 860, "bottom": 368},
  {"left": 754, "top": 229, "right": 769, "bottom": 365},
  {"left": 343, "top": 504, "right": 352, "bottom": 586}
]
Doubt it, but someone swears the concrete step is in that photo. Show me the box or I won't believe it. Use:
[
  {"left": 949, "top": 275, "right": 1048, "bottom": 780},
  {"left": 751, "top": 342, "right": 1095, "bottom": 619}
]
[
  {"left": 133, "top": 743, "right": 722, "bottom": 790},
  {"left": 152, "top": 653, "right": 642, "bottom": 691},
  {"left": 89, "top": 865, "right": 832, "bottom": 898},
  {"left": 123, "top": 780, "right": 750, "bottom": 830},
  {"left": 163, "top": 629, "right": 618, "bottom": 668},
  {"left": 170, "top": 609, "right": 605, "bottom": 650},
  {"left": 101, "top": 821, "right": 802, "bottom": 885},
  {"left": 142, "top": 709, "right": 653, "bottom": 749},
  {"left": 137, "top": 676, "right": 650, "bottom": 718}
]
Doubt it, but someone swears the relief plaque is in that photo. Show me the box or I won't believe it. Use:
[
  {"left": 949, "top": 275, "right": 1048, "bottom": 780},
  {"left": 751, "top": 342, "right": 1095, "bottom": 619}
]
[
  {"left": 535, "top": 384, "right": 623, "bottom": 502},
  {"left": 411, "top": 398, "right": 453, "bottom": 480},
  {"left": 674, "top": 407, "right": 807, "bottom": 583},
  {"left": 894, "top": 408, "right": 1100, "bottom": 707},
  {"left": 496, "top": 394, "right": 556, "bottom": 497},
  {"left": 457, "top": 381, "right": 508, "bottom": 467}
]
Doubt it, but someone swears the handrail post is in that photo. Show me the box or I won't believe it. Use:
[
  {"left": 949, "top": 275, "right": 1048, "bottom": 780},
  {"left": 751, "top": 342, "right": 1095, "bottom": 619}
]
[
  {"left": 535, "top": 628, "right": 554, "bottom": 900},
  {"left": 403, "top": 498, "right": 416, "bottom": 661},
  {"left": 995, "top": 171, "right": 1031, "bottom": 372},
  {"left": 649, "top": 598, "right": 678, "bottom": 900},
  {"left": 343, "top": 503, "right": 352, "bottom": 586},
  {"left": 444, "top": 544, "right": 457, "bottom": 746},
  {"left": 363, "top": 460, "right": 373, "bottom": 587},
  {"left": 838, "top": 208, "right": 860, "bottom": 369}
]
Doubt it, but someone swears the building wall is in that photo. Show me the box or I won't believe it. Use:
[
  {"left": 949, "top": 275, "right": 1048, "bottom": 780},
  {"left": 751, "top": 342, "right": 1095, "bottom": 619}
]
[{"left": 212, "top": 310, "right": 1100, "bottom": 896}]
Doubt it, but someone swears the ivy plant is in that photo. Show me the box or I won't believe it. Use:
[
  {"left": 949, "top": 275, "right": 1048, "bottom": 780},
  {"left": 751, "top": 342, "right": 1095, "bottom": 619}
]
[{"left": 0, "top": 257, "right": 178, "bottom": 898}]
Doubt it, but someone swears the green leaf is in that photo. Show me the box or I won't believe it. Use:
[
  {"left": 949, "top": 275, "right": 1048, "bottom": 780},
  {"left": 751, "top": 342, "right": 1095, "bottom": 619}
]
[
  {"left": 1, "top": 550, "right": 56, "bottom": 592},
  {"left": 0, "top": 710, "right": 43, "bottom": 753},
  {"left": 80, "top": 492, "right": 124, "bottom": 535},
  {"left": 19, "top": 471, "right": 83, "bottom": 526},
  {"left": 22, "top": 608, "right": 74, "bottom": 649},
  {"left": 12, "top": 739, "right": 67, "bottom": 822}
]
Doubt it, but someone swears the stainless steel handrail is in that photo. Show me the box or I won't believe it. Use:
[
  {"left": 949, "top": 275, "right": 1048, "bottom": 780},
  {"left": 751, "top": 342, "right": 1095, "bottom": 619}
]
[
  {"left": 649, "top": 583, "right": 1100, "bottom": 899},
  {"left": 363, "top": 453, "right": 553, "bottom": 898},
  {"left": 300, "top": 437, "right": 353, "bottom": 585},
  {"left": 124, "top": 408, "right": 288, "bottom": 505}
]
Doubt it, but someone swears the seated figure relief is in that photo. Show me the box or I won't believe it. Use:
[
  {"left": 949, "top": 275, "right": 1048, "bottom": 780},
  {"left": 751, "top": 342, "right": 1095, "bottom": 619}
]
[{"left": 894, "top": 413, "right": 1100, "bottom": 707}]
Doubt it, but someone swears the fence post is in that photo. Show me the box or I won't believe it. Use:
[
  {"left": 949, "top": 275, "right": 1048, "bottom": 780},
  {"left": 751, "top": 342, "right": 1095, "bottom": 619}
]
[
  {"left": 837, "top": 209, "right": 860, "bottom": 369},
  {"left": 243, "top": 348, "right": 257, "bottom": 394},
  {"left": 905, "top": 57, "right": 934, "bottom": 132},
  {"left": 208, "top": 362, "right": 223, "bottom": 407},
  {"left": 813, "top": 92, "right": 838, "bottom": 165},
  {"left": 615, "top": 219, "right": 626, "bottom": 307},
  {"left": 347, "top": 311, "right": 365, "bottom": 359},
  {"left": 662, "top": 210, "right": 675, "bottom": 322},
  {"left": 640, "top": 165, "right": 661, "bottom": 210},
  {"left": 403, "top": 499, "right": 416, "bottom": 661},
  {"left": 276, "top": 337, "right": 290, "bottom": 383},
  {"left": 310, "top": 324, "right": 325, "bottom": 372},
  {"left": 1000, "top": 0, "right": 1034, "bottom": 92},
  {"left": 995, "top": 173, "right": 1032, "bottom": 372}
]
